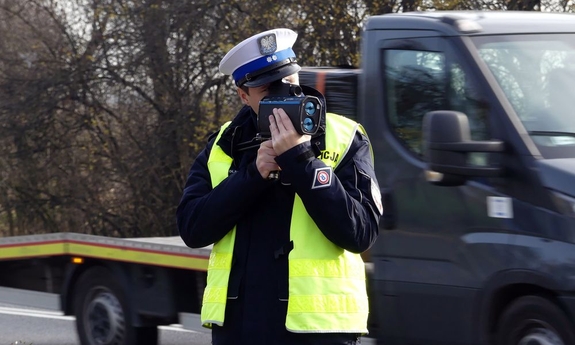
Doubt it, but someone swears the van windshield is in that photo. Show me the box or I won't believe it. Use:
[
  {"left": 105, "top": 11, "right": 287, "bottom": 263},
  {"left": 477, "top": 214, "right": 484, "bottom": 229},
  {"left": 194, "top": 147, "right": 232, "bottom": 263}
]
[{"left": 471, "top": 34, "right": 575, "bottom": 158}]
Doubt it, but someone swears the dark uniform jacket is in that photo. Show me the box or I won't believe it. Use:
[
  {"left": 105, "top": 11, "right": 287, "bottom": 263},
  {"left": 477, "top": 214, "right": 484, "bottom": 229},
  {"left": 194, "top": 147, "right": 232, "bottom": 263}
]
[{"left": 177, "top": 105, "right": 381, "bottom": 345}]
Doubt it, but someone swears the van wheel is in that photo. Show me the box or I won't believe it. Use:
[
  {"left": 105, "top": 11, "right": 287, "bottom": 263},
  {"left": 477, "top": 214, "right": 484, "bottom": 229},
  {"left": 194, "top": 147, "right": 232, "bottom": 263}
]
[
  {"left": 73, "top": 266, "right": 158, "bottom": 345},
  {"left": 496, "top": 296, "right": 575, "bottom": 345}
]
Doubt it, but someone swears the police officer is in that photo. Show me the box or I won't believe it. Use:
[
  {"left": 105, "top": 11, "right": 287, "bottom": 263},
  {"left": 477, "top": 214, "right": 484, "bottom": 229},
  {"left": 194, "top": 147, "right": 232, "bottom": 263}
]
[{"left": 177, "top": 28, "right": 382, "bottom": 345}]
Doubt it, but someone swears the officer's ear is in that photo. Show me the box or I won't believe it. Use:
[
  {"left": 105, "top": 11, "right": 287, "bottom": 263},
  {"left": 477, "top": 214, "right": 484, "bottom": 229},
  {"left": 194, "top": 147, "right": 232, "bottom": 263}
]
[{"left": 237, "top": 86, "right": 250, "bottom": 105}]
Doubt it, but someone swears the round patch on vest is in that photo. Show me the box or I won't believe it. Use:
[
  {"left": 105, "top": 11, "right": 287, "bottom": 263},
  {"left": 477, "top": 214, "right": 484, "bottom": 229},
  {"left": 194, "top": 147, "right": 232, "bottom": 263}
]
[{"left": 312, "top": 167, "right": 332, "bottom": 189}]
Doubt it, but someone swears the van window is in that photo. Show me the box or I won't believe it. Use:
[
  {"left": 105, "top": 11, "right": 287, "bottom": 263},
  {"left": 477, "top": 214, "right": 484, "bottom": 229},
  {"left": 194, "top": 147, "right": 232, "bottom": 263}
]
[
  {"left": 472, "top": 34, "right": 575, "bottom": 159},
  {"left": 384, "top": 49, "right": 490, "bottom": 156}
]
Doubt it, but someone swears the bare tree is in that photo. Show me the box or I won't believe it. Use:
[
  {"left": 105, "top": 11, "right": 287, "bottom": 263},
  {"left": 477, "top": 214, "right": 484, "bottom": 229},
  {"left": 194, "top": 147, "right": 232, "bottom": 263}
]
[{"left": 0, "top": 0, "right": 235, "bottom": 237}]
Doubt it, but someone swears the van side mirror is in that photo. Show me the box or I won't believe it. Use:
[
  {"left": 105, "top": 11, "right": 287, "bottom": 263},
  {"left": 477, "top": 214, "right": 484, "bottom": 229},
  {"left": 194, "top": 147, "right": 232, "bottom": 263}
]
[{"left": 423, "top": 111, "right": 504, "bottom": 185}]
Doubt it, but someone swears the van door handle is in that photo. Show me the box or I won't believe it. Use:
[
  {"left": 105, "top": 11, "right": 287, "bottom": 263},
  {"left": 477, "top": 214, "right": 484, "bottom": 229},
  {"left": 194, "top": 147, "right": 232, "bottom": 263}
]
[{"left": 381, "top": 188, "right": 396, "bottom": 230}]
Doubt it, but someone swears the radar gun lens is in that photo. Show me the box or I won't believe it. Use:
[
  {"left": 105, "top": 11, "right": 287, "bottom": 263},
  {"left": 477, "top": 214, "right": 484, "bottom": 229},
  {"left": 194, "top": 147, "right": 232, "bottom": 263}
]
[
  {"left": 305, "top": 101, "right": 316, "bottom": 116},
  {"left": 303, "top": 117, "right": 314, "bottom": 132}
]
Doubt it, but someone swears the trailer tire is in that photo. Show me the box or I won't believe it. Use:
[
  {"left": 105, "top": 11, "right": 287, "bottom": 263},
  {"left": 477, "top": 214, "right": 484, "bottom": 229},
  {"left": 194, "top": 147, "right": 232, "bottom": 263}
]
[
  {"left": 496, "top": 295, "right": 575, "bottom": 345},
  {"left": 73, "top": 266, "right": 159, "bottom": 345}
]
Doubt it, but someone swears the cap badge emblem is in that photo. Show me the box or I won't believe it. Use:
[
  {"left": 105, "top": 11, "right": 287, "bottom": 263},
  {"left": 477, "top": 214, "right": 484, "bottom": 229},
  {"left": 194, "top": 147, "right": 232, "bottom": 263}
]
[{"left": 258, "top": 34, "right": 277, "bottom": 55}]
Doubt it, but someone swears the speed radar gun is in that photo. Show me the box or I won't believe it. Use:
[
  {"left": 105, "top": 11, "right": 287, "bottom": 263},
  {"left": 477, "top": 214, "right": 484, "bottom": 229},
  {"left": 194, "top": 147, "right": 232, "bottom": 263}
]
[{"left": 258, "top": 79, "right": 323, "bottom": 138}]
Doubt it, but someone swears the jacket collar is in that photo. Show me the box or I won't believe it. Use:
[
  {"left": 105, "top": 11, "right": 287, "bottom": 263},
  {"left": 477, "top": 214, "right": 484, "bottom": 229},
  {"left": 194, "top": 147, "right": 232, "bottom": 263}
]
[{"left": 216, "top": 105, "right": 257, "bottom": 157}]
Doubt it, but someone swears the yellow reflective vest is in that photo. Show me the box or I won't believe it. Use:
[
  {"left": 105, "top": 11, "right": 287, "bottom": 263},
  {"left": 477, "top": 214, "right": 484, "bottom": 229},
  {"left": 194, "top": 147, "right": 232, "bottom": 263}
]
[{"left": 202, "top": 112, "right": 369, "bottom": 333}]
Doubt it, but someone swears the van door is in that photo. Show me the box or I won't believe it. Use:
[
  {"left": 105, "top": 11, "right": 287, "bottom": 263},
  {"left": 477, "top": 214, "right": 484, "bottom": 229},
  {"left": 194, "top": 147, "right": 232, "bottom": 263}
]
[{"left": 367, "top": 35, "right": 513, "bottom": 345}]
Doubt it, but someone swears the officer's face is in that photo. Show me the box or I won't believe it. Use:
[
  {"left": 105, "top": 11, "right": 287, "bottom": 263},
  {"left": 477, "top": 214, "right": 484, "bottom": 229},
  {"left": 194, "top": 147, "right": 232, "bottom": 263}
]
[{"left": 238, "top": 84, "right": 270, "bottom": 115}]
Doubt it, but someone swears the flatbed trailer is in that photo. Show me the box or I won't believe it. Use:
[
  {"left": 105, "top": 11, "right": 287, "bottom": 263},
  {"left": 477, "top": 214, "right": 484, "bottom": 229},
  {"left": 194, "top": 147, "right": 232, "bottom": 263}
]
[{"left": 0, "top": 232, "right": 211, "bottom": 345}]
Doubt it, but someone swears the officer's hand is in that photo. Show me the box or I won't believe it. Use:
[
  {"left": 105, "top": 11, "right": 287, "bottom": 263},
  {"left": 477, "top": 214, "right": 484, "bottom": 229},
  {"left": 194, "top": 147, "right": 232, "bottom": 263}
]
[
  {"left": 269, "top": 108, "right": 310, "bottom": 155},
  {"left": 256, "top": 140, "right": 280, "bottom": 179}
]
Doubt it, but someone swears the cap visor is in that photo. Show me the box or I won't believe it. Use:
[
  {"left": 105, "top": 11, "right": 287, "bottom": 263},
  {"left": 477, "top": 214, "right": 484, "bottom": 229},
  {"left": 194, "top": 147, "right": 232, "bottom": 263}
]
[{"left": 243, "top": 63, "right": 301, "bottom": 87}]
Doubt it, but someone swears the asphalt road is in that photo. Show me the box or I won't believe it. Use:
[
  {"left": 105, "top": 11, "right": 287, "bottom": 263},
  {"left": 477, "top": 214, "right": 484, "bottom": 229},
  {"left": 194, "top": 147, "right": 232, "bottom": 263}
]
[
  {"left": 0, "top": 303, "right": 376, "bottom": 345},
  {"left": 0, "top": 303, "right": 212, "bottom": 345}
]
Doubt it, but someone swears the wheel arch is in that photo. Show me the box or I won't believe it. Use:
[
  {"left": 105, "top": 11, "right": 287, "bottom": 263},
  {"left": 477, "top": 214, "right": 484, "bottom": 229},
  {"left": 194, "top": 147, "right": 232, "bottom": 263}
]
[
  {"left": 62, "top": 260, "right": 133, "bottom": 319},
  {"left": 475, "top": 269, "right": 573, "bottom": 345}
]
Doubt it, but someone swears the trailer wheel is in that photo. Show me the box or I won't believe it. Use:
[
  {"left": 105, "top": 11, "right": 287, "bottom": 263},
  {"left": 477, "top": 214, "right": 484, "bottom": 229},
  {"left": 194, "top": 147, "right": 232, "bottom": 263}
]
[
  {"left": 73, "top": 266, "right": 158, "bottom": 345},
  {"left": 496, "top": 296, "right": 575, "bottom": 345}
]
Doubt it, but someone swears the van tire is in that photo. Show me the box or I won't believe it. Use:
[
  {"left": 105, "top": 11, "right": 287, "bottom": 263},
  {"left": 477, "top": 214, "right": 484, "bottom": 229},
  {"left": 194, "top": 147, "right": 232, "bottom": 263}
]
[
  {"left": 73, "top": 266, "right": 159, "bottom": 345},
  {"left": 496, "top": 295, "right": 575, "bottom": 345}
]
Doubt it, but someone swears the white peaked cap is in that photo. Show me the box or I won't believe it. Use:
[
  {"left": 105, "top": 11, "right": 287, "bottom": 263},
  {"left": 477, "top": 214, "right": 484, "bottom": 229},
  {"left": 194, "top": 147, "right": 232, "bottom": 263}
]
[{"left": 219, "top": 28, "right": 301, "bottom": 87}]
